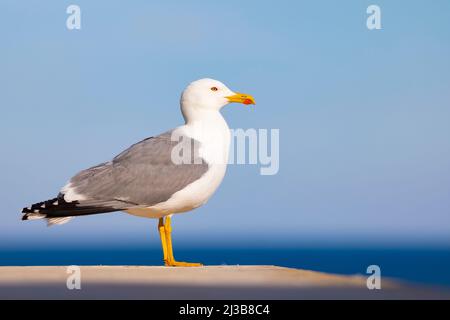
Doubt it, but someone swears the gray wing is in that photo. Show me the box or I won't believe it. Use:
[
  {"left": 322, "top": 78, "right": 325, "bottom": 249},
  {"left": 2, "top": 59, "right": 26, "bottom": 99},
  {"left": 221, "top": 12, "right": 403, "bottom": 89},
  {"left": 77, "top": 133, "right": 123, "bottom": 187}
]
[{"left": 66, "top": 130, "right": 209, "bottom": 209}]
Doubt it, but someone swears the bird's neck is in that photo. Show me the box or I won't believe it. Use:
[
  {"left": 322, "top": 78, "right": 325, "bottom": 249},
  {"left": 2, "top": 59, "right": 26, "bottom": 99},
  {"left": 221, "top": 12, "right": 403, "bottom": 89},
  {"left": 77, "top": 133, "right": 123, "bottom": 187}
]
[
  {"left": 182, "top": 105, "right": 220, "bottom": 123},
  {"left": 181, "top": 108, "right": 230, "bottom": 165}
]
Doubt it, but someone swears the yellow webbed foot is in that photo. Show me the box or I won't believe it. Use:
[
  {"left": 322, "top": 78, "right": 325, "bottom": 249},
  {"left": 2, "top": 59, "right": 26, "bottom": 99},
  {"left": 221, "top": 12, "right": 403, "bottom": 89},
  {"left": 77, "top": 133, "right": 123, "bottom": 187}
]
[{"left": 165, "top": 260, "right": 203, "bottom": 267}]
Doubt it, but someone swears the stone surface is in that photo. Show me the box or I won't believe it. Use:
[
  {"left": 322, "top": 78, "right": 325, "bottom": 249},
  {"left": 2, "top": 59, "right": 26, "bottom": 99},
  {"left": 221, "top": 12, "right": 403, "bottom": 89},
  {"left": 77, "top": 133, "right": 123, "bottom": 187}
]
[{"left": 0, "top": 265, "right": 448, "bottom": 299}]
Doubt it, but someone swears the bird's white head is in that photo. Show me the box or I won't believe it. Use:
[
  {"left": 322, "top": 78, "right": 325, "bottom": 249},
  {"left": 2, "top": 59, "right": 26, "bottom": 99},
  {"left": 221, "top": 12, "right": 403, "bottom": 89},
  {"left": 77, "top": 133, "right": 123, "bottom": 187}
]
[{"left": 180, "top": 78, "right": 255, "bottom": 123}]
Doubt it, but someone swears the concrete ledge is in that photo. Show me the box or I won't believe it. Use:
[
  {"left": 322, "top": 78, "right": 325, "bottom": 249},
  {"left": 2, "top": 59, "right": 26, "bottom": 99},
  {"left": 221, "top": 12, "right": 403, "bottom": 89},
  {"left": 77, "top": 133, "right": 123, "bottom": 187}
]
[{"left": 0, "top": 266, "right": 448, "bottom": 299}]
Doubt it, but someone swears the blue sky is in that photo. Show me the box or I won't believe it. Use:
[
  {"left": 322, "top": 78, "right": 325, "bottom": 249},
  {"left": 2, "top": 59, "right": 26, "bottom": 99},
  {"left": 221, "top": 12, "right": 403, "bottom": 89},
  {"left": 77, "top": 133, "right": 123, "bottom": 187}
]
[{"left": 1, "top": 0, "right": 449, "bottom": 249}]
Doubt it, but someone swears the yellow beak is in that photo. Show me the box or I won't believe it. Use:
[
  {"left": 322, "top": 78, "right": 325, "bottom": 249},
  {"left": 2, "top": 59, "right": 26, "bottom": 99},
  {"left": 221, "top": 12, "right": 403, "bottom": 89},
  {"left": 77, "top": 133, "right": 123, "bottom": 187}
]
[{"left": 226, "top": 92, "right": 256, "bottom": 105}]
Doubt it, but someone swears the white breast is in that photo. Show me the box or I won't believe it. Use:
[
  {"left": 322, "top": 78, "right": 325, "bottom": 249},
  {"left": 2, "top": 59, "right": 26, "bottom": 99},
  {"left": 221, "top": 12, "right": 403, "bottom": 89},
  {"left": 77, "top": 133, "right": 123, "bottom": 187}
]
[{"left": 126, "top": 111, "right": 230, "bottom": 218}]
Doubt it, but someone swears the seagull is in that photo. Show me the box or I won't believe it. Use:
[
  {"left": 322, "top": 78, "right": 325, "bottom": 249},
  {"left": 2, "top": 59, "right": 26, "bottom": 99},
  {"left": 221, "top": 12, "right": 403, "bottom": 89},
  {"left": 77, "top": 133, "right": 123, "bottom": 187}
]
[{"left": 22, "top": 78, "right": 255, "bottom": 267}]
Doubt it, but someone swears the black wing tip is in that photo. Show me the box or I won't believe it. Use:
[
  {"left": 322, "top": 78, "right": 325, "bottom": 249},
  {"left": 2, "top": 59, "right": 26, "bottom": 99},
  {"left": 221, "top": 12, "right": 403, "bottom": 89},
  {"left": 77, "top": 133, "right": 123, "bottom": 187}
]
[
  {"left": 21, "top": 197, "right": 60, "bottom": 220},
  {"left": 21, "top": 210, "right": 38, "bottom": 221},
  {"left": 21, "top": 196, "right": 119, "bottom": 220},
  {"left": 21, "top": 204, "right": 28, "bottom": 220},
  {"left": 22, "top": 206, "right": 33, "bottom": 214}
]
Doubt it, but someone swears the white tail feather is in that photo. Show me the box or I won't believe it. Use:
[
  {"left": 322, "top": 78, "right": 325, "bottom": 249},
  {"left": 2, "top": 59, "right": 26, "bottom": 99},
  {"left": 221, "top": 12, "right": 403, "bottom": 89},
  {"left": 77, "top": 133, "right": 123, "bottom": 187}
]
[
  {"left": 47, "top": 217, "right": 73, "bottom": 226},
  {"left": 26, "top": 213, "right": 46, "bottom": 220}
]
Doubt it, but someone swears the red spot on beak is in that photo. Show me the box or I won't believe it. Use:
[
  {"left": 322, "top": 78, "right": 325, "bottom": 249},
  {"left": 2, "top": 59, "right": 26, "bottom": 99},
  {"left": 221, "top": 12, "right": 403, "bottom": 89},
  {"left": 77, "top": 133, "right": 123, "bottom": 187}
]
[{"left": 243, "top": 99, "right": 253, "bottom": 105}]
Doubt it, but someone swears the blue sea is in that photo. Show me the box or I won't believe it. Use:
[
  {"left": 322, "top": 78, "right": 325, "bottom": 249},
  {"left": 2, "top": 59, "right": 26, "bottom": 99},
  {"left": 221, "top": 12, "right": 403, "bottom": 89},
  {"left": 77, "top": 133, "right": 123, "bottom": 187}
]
[{"left": 1, "top": 247, "right": 449, "bottom": 288}]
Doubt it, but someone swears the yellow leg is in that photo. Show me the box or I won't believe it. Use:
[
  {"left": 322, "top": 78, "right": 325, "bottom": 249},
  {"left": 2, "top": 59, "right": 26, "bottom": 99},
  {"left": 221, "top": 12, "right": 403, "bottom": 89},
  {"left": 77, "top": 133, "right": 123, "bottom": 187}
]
[
  {"left": 158, "top": 216, "right": 202, "bottom": 267},
  {"left": 158, "top": 218, "right": 168, "bottom": 264}
]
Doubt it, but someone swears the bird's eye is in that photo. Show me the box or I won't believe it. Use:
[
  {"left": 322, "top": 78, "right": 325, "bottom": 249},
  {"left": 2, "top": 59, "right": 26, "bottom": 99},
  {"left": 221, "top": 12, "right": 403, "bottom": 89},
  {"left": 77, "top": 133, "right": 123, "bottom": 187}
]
[{"left": 210, "top": 87, "right": 218, "bottom": 92}]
